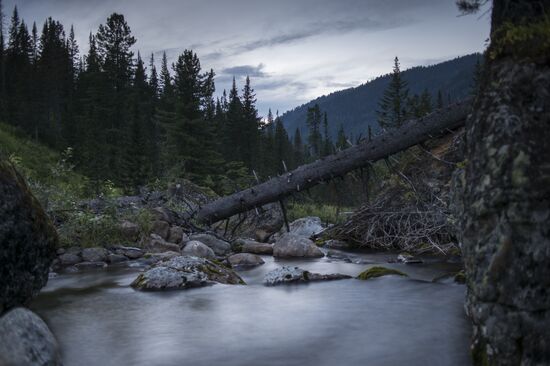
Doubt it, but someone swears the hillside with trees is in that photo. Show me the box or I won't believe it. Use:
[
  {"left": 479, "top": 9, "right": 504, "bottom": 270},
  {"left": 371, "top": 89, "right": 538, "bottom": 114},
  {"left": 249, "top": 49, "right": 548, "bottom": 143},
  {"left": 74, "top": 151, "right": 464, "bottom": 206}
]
[{"left": 281, "top": 53, "right": 481, "bottom": 140}]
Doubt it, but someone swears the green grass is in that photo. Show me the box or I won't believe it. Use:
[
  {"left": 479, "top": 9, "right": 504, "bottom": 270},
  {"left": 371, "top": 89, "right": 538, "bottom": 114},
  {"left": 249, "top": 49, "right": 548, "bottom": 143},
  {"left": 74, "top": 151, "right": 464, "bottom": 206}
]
[{"left": 287, "top": 202, "right": 355, "bottom": 225}]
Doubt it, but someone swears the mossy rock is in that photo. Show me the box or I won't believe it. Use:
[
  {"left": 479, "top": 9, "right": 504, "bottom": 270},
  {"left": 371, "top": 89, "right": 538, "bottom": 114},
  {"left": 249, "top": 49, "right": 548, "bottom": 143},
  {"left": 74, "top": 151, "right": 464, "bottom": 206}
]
[
  {"left": 356, "top": 266, "right": 407, "bottom": 280},
  {"left": 454, "top": 270, "right": 466, "bottom": 284}
]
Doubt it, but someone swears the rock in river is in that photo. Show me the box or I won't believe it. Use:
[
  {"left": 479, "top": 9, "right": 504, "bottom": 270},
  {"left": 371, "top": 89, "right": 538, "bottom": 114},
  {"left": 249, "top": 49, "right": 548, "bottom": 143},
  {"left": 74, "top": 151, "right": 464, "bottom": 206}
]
[
  {"left": 228, "top": 253, "right": 265, "bottom": 267},
  {"left": 273, "top": 234, "right": 324, "bottom": 258},
  {"left": 264, "top": 266, "right": 351, "bottom": 286},
  {"left": 181, "top": 240, "right": 215, "bottom": 259},
  {"left": 189, "top": 233, "right": 231, "bottom": 256},
  {"left": 356, "top": 266, "right": 407, "bottom": 280},
  {"left": 131, "top": 256, "right": 245, "bottom": 291},
  {"left": 0, "top": 308, "right": 62, "bottom": 366}
]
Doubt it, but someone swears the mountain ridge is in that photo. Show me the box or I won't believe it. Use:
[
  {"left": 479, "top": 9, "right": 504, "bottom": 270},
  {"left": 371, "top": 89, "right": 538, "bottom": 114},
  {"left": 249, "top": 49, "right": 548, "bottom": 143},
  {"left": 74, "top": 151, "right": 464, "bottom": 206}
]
[{"left": 281, "top": 53, "right": 480, "bottom": 140}]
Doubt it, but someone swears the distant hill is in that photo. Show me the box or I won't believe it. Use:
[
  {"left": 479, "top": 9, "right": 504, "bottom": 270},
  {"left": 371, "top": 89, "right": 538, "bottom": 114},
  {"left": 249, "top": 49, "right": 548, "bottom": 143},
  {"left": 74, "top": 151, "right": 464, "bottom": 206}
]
[{"left": 281, "top": 54, "right": 481, "bottom": 140}]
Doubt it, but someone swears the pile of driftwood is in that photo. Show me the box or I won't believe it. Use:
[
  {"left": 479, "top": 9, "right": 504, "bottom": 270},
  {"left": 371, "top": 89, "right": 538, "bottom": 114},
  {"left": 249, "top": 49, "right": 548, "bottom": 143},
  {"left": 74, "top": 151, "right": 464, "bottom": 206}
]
[{"left": 323, "top": 192, "right": 457, "bottom": 255}]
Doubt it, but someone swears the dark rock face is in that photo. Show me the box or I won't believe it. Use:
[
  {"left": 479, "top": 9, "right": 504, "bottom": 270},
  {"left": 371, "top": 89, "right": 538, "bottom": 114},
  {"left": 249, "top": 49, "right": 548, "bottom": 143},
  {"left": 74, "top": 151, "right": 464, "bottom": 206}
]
[
  {"left": 0, "top": 308, "right": 62, "bottom": 366},
  {"left": 0, "top": 161, "right": 57, "bottom": 314},
  {"left": 455, "top": 58, "right": 550, "bottom": 363}
]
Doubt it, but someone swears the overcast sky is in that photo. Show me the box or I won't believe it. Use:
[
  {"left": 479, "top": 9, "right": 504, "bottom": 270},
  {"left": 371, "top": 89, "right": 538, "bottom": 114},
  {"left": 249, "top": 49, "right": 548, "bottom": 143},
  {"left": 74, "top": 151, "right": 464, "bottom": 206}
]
[{"left": 4, "top": 0, "right": 490, "bottom": 116}]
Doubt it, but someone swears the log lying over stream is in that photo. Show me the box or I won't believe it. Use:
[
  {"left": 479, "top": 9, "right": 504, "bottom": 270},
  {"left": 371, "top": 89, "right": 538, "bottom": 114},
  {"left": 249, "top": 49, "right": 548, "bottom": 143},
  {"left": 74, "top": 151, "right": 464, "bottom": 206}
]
[{"left": 197, "top": 98, "right": 472, "bottom": 225}]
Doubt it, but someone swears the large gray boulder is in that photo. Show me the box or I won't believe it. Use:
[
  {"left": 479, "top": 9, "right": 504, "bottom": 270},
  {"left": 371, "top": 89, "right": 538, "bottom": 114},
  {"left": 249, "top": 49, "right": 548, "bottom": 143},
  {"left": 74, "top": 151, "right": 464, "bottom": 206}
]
[
  {"left": 0, "top": 308, "right": 62, "bottom": 366},
  {"left": 189, "top": 233, "right": 231, "bottom": 256},
  {"left": 234, "top": 238, "right": 273, "bottom": 255},
  {"left": 287, "top": 216, "right": 324, "bottom": 237},
  {"left": 181, "top": 241, "right": 215, "bottom": 259},
  {"left": 273, "top": 234, "right": 324, "bottom": 258},
  {"left": 151, "top": 220, "right": 170, "bottom": 240},
  {"left": 81, "top": 247, "right": 108, "bottom": 262},
  {"left": 146, "top": 234, "right": 181, "bottom": 253},
  {"left": 0, "top": 161, "right": 57, "bottom": 314},
  {"left": 263, "top": 266, "right": 350, "bottom": 286},
  {"left": 131, "top": 256, "right": 245, "bottom": 291},
  {"left": 168, "top": 226, "right": 187, "bottom": 244},
  {"left": 228, "top": 253, "right": 265, "bottom": 267},
  {"left": 113, "top": 246, "right": 143, "bottom": 259},
  {"left": 58, "top": 253, "right": 81, "bottom": 266}
]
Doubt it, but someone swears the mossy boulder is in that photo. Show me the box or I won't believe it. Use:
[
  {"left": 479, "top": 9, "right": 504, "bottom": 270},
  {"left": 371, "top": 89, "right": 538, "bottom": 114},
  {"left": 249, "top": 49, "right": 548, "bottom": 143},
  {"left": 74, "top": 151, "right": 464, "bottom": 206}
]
[
  {"left": 0, "top": 161, "right": 57, "bottom": 314},
  {"left": 131, "top": 255, "right": 245, "bottom": 291},
  {"left": 356, "top": 266, "right": 407, "bottom": 280}
]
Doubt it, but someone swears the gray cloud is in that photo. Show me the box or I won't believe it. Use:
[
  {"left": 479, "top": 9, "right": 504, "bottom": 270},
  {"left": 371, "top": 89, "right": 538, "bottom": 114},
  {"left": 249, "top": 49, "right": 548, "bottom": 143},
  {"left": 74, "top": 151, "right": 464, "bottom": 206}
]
[{"left": 221, "top": 64, "right": 267, "bottom": 78}]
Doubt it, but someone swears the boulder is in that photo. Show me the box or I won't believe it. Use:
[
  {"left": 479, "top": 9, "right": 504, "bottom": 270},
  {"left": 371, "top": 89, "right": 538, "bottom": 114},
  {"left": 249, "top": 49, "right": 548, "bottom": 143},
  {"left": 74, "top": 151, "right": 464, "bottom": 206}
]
[
  {"left": 356, "top": 266, "right": 407, "bottom": 280},
  {"left": 107, "top": 254, "right": 128, "bottom": 264},
  {"left": 151, "top": 220, "right": 170, "bottom": 240},
  {"left": 113, "top": 246, "right": 144, "bottom": 259},
  {"left": 150, "top": 206, "right": 177, "bottom": 225},
  {"left": 119, "top": 220, "right": 140, "bottom": 242},
  {"left": 131, "top": 256, "right": 245, "bottom": 291},
  {"left": 285, "top": 216, "right": 325, "bottom": 238},
  {"left": 263, "top": 266, "right": 350, "bottom": 286},
  {"left": 273, "top": 234, "right": 324, "bottom": 258},
  {"left": 234, "top": 238, "right": 274, "bottom": 255},
  {"left": 58, "top": 253, "right": 82, "bottom": 266},
  {"left": 181, "top": 241, "right": 215, "bottom": 259},
  {"left": 140, "top": 251, "right": 181, "bottom": 265},
  {"left": 147, "top": 234, "right": 181, "bottom": 253},
  {"left": 0, "top": 308, "right": 62, "bottom": 366},
  {"left": 189, "top": 233, "right": 231, "bottom": 256},
  {"left": 81, "top": 247, "right": 108, "bottom": 262},
  {"left": 228, "top": 253, "right": 265, "bottom": 267},
  {"left": 168, "top": 226, "right": 186, "bottom": 244},
  {"left": 0, "top": 161, "right": 57, "bottom": 314}
]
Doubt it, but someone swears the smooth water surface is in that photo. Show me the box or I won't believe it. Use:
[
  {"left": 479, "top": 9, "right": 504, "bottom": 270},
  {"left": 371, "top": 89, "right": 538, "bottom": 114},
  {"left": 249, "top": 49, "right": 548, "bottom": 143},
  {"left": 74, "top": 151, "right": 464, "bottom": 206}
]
[{"left": 32, "top": 252, "right": 472, "bottom": 366}]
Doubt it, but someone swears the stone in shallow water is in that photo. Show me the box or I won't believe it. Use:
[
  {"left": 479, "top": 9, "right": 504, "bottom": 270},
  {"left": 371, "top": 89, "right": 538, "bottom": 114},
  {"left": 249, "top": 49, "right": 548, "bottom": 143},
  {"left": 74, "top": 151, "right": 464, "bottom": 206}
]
[
  {"left": 263, "top": 266, "right": 350, "bottom": 286},
  {"left": 228, "top": 253, "right": 265, "bottom": 267},
  {"left": 189, "top": 234, "right": 231, "bottom": 256},
  {"left": 131, "top": 255, "right": 245, "bottom": 291},
  {"left": 0, "top": 308, "right": 62, "bottom": 366},
  {"left": 181, "top": 240, "right": 215, "bottom": 259},
  {"left": 356, "top": 266, "right": 407, "bottom": 280},
  {"left": 273, "top": 234, "right": 324, "bottom": 258}
]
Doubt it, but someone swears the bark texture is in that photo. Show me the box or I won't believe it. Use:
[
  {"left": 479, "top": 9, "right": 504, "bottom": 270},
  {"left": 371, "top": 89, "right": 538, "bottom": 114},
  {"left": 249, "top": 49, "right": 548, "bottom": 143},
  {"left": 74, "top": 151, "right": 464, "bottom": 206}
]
[
  {"left": 454, "top": 1, "right": 550, "bottom": 364},
  {"left": 197, "top": 99, "right": 471, "bottom": 224}
]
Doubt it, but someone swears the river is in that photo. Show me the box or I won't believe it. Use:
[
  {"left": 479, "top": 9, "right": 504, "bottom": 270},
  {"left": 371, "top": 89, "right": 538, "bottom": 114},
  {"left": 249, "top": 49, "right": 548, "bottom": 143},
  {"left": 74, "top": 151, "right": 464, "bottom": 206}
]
[{"left": 32, "top": 252, "right": 472, "bottom": 366}]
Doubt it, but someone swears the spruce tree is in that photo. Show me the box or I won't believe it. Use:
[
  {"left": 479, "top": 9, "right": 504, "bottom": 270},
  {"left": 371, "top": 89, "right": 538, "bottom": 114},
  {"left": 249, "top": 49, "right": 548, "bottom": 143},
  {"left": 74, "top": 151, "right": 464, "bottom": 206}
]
[
  {"left": 240, "top": 75, "right": 261, "bottom": 170},
  {"left": 322, "top": 111, "right": 332, "bottom": 156},
  {"left": 306, "top": 103, "right": 322, "bottom": 157},
  {"left": 293, "top": 128, "right": 304, "bottom": 167},
  {"left": 377, "top": 56, "right": 409, "bottom": 129}
]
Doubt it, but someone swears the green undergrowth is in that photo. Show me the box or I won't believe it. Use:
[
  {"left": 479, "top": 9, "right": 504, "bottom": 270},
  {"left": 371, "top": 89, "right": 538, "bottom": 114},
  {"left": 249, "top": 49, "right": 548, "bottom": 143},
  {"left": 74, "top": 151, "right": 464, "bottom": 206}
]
[{"left": 287, "top": 202, "right": 355, "bottom": 225}]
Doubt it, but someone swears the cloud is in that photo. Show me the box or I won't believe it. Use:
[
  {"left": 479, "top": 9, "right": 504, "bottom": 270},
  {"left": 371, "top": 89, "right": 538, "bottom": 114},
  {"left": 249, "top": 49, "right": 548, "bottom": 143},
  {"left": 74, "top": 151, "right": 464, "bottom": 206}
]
[{"left": 221, "top": 63, "right": 267, "bottom": 78}]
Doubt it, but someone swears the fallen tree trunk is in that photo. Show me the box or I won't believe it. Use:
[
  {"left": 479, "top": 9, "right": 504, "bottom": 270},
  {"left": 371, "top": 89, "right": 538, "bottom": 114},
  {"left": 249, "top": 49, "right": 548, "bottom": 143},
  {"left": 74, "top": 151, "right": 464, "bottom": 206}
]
[{"left": 197, "top": 99, "right": 472, "bottom": 224}]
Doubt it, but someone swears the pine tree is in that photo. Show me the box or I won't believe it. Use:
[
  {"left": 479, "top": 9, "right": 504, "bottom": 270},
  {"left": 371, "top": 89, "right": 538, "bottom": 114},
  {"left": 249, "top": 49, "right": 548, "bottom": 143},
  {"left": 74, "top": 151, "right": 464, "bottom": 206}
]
[
  {"left": 293, "top": 128, "right": 304, "bottom": 167},
  {"left": 224, "top": 77, "right": 243, "bottom": 162},
  {"left": 149, "top": 53, "right": 159, "bottom": 100},
  {"left": 95, "top": 13, "right": 136, "bottom": 183},
  {"left": 274, "top": 115, "right": 291, "bottom": 172},
  {"left": 377, "top": 56, "right": 409, "bottom": 129},
  {"left": 336, "top": 124, "right": 348, "bottom": 150},
  {"left": 0, "top": 0, "right": 6, "bottom": 118},
  {"left": 67, "top": 25, "right": 79, "bottom": 81},
  {"left": 321, "top": 111, "right": 332, "bottom": 156},
  {"left": 240, "top": 75, "right": 260, "bottom": 170},
  {"left": 306, "top": 103, "right": 322, "bottom": 157}
]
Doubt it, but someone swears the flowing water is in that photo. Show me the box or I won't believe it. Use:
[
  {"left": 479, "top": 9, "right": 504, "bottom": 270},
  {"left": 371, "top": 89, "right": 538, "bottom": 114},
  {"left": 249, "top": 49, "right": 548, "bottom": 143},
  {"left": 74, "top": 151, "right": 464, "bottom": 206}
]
[{"left": 32, "top": 252, "right": 472, "bottom": 366}]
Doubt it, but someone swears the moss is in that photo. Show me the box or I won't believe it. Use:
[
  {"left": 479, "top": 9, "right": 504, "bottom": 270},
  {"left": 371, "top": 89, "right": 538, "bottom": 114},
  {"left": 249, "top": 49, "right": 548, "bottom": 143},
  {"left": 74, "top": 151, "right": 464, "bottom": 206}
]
[
  {"left": 490, "top": 16, "right": 550, "bottom": 61},
  {"left": 454, "top": 270, "right": 466, "bottom": 284},
  {"left": 356, "top": 266, "right": 407, "bottom": 280}
]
